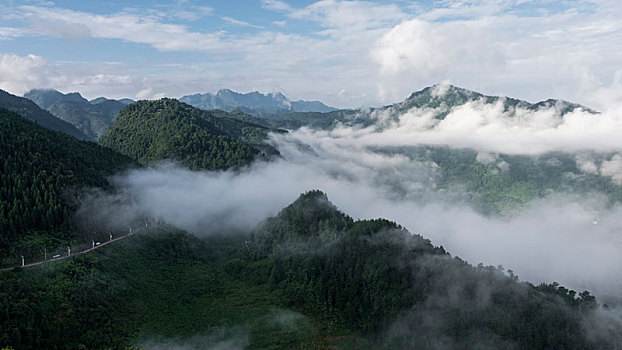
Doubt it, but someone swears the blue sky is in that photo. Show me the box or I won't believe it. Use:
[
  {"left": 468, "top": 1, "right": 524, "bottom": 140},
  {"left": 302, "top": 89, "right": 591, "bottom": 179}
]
[{"left": 0, "top": 0, "right": 620, "bottom": 108}]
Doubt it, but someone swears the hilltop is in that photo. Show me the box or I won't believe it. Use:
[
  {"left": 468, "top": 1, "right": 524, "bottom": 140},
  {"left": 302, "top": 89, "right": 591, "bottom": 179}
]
[{"left": 99, "top": 98, "right": 280, "bottom": 170}]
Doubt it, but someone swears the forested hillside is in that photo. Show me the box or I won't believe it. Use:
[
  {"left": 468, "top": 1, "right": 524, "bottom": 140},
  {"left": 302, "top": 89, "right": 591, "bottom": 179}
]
[
  {"left": 99, "top": 98, "right": 279, "bottom": 170},
  {"left": 1, "top": 191, "right": 617, "bottom": 349},
  {"left": 375, "top": 146, "right": 622, "bottom": 214},
  {"left": 250, "top": 191, "right": 612, "bottom": 349},
  {"left": 0, "top": 108, "right": 134, "bottom": 265}
]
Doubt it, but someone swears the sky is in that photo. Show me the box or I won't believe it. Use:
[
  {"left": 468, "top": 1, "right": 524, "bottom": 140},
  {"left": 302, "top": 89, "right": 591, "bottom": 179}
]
[{"left": 0, "top": 0, "right": 621, "bottom": 108}]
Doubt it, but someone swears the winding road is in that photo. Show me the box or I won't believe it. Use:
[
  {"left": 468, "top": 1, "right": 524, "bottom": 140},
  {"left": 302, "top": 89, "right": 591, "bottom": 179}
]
[{"left": 0, "top": 233, "right": 131, "bottom": 272}]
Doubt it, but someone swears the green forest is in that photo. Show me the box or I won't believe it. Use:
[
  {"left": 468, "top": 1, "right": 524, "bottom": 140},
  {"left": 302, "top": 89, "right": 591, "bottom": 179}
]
[
  {"left": 378, "top": 146, "right": 622, "bottom": 214},
  {"left": 1, "top": 191, "right": 617, "bottom": 349},
  {"left": 99, "top": 99, "right": 279, "bottom": 170},
  {"left": 1, "top": 86, "right": 621, "bottom": 349},
  {"left": 0, "top": 108, "right": 134, "bottom": 265}
]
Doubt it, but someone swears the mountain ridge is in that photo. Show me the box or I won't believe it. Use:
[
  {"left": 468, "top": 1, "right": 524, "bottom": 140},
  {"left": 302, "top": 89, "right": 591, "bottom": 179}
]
[
  {"left": 0, "top": 89, "right": 89, "bottom": 140},
  {"left": 24, "top": 89, "right": 133, "bottom": 140},
  {"left": 179, "top": 88, "right": 337, "bottom": 116},
  {"left": 396, "top": 84, "right": 597, "bottom": 116}
]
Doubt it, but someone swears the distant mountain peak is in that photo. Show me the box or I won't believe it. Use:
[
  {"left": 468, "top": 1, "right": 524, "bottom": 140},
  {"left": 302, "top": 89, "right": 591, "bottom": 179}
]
[
  {"left": 0, "top": 89, "right": 89, "bottom": 140},
  {"left": 180, "top": 89, "right": 336, "bottom": 116},
  {"left": 24, "top": 89, "right": 88, "bottom": 110}
]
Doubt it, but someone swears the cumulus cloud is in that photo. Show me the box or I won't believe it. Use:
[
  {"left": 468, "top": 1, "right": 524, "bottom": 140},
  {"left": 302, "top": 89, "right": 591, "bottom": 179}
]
[
  {"left": 0, "top": 53, "right": 154, "bottom": 100},
  {"left": 0, "top": 53, "right": 64, "bottom": 95},
  {"left": 1, "top": 1, "right": 620, "bottom": 108},
  {"left": 370, "top": 1, "right": 622, "bottom": 106}
]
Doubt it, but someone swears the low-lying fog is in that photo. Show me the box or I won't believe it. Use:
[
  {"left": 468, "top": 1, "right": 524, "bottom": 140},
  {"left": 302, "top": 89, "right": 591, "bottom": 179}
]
[{"left": 79, "top": 96, "right": 622, "bottom": 303}]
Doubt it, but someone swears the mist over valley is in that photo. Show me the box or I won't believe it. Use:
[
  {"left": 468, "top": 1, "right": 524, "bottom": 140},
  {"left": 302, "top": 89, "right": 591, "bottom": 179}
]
[{"left": 2, "top": 0, "right": 622, "bottom": 348}]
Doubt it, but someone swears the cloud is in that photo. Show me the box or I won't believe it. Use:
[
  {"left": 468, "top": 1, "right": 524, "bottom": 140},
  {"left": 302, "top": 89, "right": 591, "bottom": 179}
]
[
  {"left": 576, "top": 154, "right": 599, "bottom": 174},
  {"left": 289, "top": 0, "right": 405, "bottom": 30},
  {"left": 221, "top": 17, "right": 263, "bottom": 29},
  {"left": 0, "top": 53, "right": 63, "bottom": 95},
  {"left": 2, "top": 1, "right": 622, "bottom": 109},
  {"left": 76, "top": 73, "right": 132, "bottom": 86},
  {"left": 170, "top": 6, "right": 213, "bottom": 21},
  {"left": 600, "top": 154, "right": 622, "bottom": 185},
  {"left": 0, "top": 53, "right": 156, "bottom": 100},
  {"left": 260, "top": 0, "right": 293, "bottom": 12},
  {"left": 0, "top": 26, "right": 24, "bottom": 40},
  {"left": 315, "top": 98, "right": 622, "bottom": 155},
  {"left": 135, "top": 87, "right": 166, "bottom": 100},
  {"left": 19, "top": 5, "right": 227, "bottom": 52}
]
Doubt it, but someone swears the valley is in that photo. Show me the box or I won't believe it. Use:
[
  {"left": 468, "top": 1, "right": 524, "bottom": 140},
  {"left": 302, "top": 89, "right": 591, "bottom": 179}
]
[{"left": 1, "top": 82, "right": 621, "bottom": 349}]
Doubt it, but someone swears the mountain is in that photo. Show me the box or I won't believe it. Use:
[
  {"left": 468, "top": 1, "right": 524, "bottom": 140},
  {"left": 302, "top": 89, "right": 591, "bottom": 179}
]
[
  {"left": 99, "top": 98, "right": 279, "bottom": 170},
  {"left": 0, "top": 89, "right": 89, "bottom": 140},
  {"left": 46, "top": 99, "right": 125, "bottom": 140},
  {"left": 24, "top": 89, "right": 132, "bottom": 140},
  {"left": 2, "top": 190, "right": 617, "bottom": 349},
  {"left": 260, "top": 84, "right": 597, "bottom": 131},
  {"left": 394, "top": 84, "right": 596, "bottom": 117},
  {"left": 261, "top": 86, "right": 622, "bottom": 214},
  {"left": 24, "top": 88, "right": 88, "bottom": 109},
  {"left": 179, "top": 89, "right": 336, "bottom": 116},
  {"left": 0, "top": 107, "right": 134, "bottom": 264}
]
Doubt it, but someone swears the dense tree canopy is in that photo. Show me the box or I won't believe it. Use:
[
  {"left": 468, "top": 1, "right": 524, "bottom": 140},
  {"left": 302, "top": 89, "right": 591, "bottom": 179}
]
[
  {"left": 0, "top": 108, "right": 134, "bottom": 264},
  {"left": 99, "top": 99, "right": 279, "bottom": 170},
  {"left": 0, "top": 191, "right": 618, "bottom": 349}
]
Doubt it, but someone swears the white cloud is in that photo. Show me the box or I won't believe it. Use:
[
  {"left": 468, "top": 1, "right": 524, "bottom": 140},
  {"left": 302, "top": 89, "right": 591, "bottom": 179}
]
[
  {"left": 76, "top": 74, "right": 132, "bottom": 86},
  {"left": 0, "top": 53, "right": 63, "bottom": 95},
  {"left": 221, "top": 16, "right": 263, "bottom": 29},
  {"left": 135, "top": 87, "right": 167, "bottom": 100},
  {"left": 170, "top": 6, "right": 213, "bottom": 21},
  {"left": 0, "top": 26, "right": 24, "bottom": 40},
  {"left": 0, "top": 1, "right": 621, "bottom": 109},
  {"left": 289, "top": 0, "right": 405, "bottom": 29},
  {"left": 19, "top": 5, "right": 227, "bottom": 52}
]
